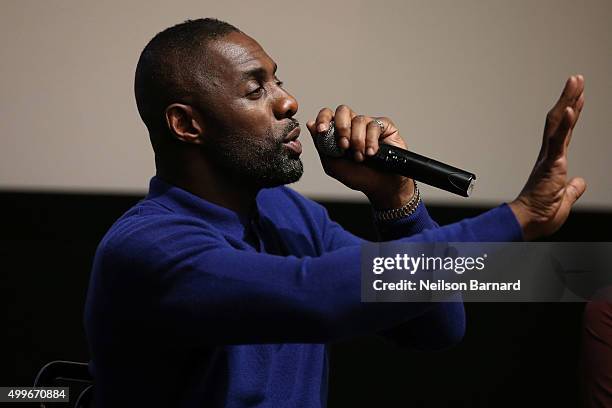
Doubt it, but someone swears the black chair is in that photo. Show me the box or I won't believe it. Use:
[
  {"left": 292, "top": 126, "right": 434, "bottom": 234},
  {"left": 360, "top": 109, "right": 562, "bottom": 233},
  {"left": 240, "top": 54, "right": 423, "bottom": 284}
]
[{"left": 33, "top": 360, "right": 93, "bottom": 408}]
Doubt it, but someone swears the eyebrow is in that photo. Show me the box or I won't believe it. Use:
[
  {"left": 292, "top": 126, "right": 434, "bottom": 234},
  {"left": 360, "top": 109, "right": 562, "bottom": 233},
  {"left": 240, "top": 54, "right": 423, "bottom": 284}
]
[{"left": 240, "top": 63, "right": 278, "bottom": 81}]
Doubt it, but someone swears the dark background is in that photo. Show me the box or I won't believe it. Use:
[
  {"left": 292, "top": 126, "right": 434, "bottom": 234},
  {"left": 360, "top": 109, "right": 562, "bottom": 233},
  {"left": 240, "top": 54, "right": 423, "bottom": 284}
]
[{"left": 2, "top": 190, "right": 610, "bottom": 407}]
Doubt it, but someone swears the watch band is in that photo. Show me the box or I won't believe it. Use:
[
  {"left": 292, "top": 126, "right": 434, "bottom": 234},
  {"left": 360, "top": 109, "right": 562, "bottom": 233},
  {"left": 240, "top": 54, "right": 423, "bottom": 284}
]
[{"left": 373, "top": 181, "right": 421, "bottom": 222}]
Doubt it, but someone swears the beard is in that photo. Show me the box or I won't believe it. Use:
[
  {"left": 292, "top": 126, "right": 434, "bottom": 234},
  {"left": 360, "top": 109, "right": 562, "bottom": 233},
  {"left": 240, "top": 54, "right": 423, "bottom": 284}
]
[{"left": 203, "top": 126, "right": 304, "bottom": 188}]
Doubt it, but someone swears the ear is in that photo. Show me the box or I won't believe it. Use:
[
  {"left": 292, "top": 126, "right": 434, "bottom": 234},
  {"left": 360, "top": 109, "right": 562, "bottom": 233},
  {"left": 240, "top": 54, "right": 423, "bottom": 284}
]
[{"left": 164, "top": 103, "right": 205, "bottom": 144}]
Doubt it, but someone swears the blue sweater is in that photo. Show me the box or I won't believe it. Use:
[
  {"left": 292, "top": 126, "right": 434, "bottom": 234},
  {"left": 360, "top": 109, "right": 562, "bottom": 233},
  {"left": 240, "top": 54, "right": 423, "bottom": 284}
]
[{"left": 84, "top": 176, "right": 522, "bottom": 407}]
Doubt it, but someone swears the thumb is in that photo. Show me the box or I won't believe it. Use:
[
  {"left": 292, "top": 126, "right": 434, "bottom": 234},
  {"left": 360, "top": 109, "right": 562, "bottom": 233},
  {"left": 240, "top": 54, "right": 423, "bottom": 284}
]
[
  {"left": 565, "top": 177, "right": 587, "bottom": 205},
  {"left": 306, "top": 120, "right": 316, "bottom": 136},
  {"left": 306, "top": 119, "right": 325, "bottom": 158}
]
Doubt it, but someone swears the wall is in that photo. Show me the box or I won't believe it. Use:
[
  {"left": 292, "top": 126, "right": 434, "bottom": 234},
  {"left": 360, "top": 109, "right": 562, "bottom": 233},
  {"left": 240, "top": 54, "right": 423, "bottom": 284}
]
[{"left": 1, "top": 0, "right": 611, "bottom": 207}]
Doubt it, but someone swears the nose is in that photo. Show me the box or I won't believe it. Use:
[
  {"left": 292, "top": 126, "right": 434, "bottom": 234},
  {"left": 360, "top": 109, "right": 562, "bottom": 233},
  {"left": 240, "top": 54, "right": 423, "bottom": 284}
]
[{"left": 272, "top": 88, "right": 298, "bottom": 120}]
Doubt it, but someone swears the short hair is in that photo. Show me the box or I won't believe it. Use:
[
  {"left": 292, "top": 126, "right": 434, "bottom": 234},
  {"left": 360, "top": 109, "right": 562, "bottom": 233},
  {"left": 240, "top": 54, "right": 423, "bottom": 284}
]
[{"left": 134, "top": 18, "right": 241, "bottom": 142}]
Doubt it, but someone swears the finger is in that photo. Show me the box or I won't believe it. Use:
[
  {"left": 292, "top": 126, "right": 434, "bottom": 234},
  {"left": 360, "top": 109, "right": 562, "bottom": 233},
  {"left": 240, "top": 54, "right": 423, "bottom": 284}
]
[
  {"left": 375, "top": 116, "right": 400, "bottom": 141},
  {"left": 547, "top": 106, "right": 574, "bottom": 159},
  {"left": 365, "top": 119, "right": 382, "bottom": 156},
  {"left": 306, "top": 120, "right": 328, "bottom": 161},
  {"left": 575, "top": 92, "right": 585, "bottom": 117},
  {"left": 571, "top": 80, "right": 585, "bottom": 127},
  {"left": 315, "top": 107, "right": 334, "bottom": 134},
  {"left": 556, "top": 75, "right": 580, "bottom": 107},
  {"left": 568, "top": 76, "right": 584, "bottom": 119},
  {"left": 551, "top": 177, "right": 587, "bottom": 233},
  {"left": 566, "top": 177, "right": 587, "bottom": 204},
  {"left": 573, "top": 75, "right": 585, "bottom": 104},
  {"left": 334, "top": 105, "right": 353, "bottom": 150},
  {"left": 545, "top": 76, "right": 579, "bottom": 135},
  {"left": 306, "top": 120, "right": 316, "bottom": 135},
  {"left": 350, "top": 115, "right": 369, "bottom": 161},
  {"left": 562, "top": 177, "right": 587, "bottom": 211},
  {"left": 564, "top": 92, "right": 585, "bottom": 149}
]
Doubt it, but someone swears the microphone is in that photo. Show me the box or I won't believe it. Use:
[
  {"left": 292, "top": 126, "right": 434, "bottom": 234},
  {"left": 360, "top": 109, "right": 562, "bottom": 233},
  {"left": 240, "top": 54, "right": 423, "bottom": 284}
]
[{"left": 315, "top": 121, "right": 476, "bottom": 197}]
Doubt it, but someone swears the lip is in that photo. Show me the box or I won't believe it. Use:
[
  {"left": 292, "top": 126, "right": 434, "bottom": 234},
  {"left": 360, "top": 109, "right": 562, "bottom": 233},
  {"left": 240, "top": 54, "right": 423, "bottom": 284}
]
[
  {"left": 282, "top": 126, "right": 302, "bottom": 156},
  {"left": 283, "top": 139, "right": 302, "bottom": 156},
  {"left": 283, "top": 125, "right": 301, "bottom": 142}
]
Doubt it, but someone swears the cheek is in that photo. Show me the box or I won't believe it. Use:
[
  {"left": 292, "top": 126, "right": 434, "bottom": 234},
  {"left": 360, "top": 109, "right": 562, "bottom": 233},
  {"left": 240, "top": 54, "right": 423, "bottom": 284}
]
[{"left": 227, "top": 103, "right": 273, "bottom": 138}]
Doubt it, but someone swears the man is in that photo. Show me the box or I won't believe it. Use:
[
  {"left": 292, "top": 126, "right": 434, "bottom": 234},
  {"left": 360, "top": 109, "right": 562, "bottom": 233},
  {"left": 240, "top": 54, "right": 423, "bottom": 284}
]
[{"left": 84, "top": 18, "right": 585, "bottom": 407}]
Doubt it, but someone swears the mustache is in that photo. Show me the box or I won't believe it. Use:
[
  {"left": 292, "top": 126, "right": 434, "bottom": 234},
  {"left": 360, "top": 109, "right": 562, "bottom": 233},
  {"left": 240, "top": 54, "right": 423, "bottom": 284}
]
[{"left": 282, "top": 119, "right": 300, "bottom": 137}]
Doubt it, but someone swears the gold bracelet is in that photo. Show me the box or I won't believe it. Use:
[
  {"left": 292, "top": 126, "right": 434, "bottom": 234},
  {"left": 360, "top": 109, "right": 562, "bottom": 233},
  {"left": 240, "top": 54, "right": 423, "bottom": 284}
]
[{"left": 373, "top": 181, "right": 421, "bottom": 222}]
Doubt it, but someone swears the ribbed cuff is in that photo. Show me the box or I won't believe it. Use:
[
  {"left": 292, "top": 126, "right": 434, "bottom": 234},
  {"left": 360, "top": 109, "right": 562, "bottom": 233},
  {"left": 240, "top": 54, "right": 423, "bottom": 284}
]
[{"left": 375, "top": 201, "right": 438, "bottom": 241}]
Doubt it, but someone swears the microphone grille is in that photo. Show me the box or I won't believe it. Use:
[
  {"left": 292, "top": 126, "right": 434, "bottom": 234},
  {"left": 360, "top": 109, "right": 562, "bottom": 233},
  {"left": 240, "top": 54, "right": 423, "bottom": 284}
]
[{"left": 314, "top": 121, "right": 344, "bottom": 158}]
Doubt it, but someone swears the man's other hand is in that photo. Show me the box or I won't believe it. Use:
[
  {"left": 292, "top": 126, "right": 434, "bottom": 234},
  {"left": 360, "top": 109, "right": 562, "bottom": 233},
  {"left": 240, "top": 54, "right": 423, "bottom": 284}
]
[{"left": 509, "top": 74, "right": 586, "bottom": 240}]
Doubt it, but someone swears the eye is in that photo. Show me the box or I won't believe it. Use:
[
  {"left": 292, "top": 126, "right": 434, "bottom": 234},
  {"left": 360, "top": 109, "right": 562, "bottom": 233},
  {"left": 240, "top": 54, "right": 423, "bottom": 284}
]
[
  {"left": 247, "top": 86, "right": 264, "bottom": 98},
  {"left": 246, "top": 78, "right": 285, "bottom": 99}
]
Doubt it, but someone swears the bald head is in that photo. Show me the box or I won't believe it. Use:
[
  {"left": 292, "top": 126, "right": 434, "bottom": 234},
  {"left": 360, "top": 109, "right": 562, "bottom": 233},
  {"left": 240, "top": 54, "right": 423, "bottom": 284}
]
[{"left": 134, "top": 18, "right": 241, "bottom": 146}]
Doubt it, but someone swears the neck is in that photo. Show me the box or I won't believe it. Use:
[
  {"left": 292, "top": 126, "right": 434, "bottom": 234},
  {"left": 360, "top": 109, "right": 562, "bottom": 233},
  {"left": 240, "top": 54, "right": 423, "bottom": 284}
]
[{"left": 156, "top": 150, "right": 259, "bottom": 217}]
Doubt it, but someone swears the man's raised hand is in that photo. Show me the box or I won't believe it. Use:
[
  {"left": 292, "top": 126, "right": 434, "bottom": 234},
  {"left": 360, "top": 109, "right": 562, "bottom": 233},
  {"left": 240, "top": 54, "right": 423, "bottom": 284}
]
[{"left": 509, "top": 75, "right": 586, "bottom": 240}]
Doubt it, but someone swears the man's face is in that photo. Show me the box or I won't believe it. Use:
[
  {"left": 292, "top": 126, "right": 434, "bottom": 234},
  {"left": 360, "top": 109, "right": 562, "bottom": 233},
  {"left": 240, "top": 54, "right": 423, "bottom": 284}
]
[{"left": 194, "top": 32, "right": 303, "bottom": 188}]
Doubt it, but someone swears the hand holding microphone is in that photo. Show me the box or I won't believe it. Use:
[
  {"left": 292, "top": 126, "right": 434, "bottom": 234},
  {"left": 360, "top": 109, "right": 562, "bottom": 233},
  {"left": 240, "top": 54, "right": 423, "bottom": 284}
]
[
  {"left": 306, "top": 105, "right": 475, "bottom": 211},
  {"left": 306, "top": 106, "right": 414, "bottom": 209}
]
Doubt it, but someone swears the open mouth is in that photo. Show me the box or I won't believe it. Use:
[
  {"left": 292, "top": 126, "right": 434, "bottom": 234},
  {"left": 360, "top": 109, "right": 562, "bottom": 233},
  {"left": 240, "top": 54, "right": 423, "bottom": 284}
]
[{"left": 282, "top": 126, "right": 302, "bottom": 156}]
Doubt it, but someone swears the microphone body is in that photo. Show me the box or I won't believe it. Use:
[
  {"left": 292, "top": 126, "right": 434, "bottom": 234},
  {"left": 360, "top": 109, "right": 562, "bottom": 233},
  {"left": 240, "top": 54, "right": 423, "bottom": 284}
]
[{"left": 316, "top": 122, "right": 476, "bottom": 197}]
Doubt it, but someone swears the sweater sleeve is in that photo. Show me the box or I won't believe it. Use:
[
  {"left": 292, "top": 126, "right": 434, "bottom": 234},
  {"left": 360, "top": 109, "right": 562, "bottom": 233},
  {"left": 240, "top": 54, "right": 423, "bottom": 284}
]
[
  {"left": 374, "top": 200, "right": 440, "bottom": 241},
  {"left": 290, "top": 195, "right": 465, "bottom": 349},
  {"left": 315, "top": 199, "right": 439, "bottom": 251},
  {"left": 372, "top": 200, "right": 465, "bottom": 350},
  {"left": 91, "top": 204, "right": 522, "bottom": 346}
]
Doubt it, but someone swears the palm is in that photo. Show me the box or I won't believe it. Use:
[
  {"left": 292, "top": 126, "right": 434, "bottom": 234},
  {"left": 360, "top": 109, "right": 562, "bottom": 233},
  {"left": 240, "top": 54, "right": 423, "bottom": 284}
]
[{"left": 513, "top": 75, "right": 586, "bottom": 239}]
